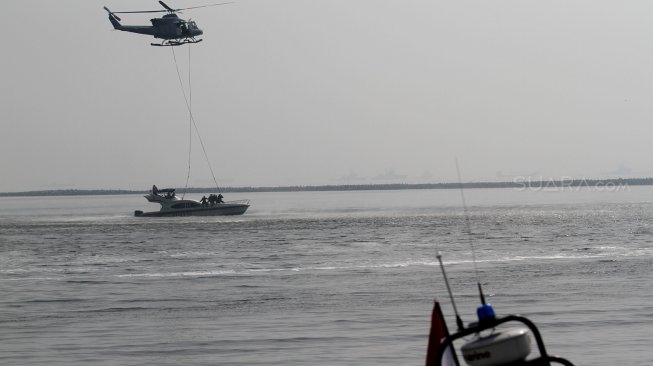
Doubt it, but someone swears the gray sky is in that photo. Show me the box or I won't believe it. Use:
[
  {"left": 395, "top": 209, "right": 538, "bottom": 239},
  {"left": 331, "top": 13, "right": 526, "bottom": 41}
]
[{"left": 2, "top": 0, "right": 652, "bottom": 192}]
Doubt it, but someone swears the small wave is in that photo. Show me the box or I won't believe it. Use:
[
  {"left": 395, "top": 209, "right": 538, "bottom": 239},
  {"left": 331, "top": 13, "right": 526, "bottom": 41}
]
[
  {"left": 65, "top": 279, "right": 114, "bottom": 284},
  {"left": 0, "top": 276, "right": 62, "bottom": 282},
  {"left": 24, "top": 298, "right": 86, "bottom": 304},
  {"left": 116, "top": 269, "right": 237, "bottom": 278}
]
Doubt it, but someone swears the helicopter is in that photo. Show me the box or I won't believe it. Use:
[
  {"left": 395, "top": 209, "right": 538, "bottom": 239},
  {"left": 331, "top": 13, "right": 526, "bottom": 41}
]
[{"left": 104, "top": 1, "right": 229, "bottom": 46}]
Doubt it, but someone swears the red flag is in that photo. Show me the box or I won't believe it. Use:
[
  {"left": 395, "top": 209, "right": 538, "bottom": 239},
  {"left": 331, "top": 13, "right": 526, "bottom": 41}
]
[{"left": 425, "top": 301, "right": 457, "bottom": 366}]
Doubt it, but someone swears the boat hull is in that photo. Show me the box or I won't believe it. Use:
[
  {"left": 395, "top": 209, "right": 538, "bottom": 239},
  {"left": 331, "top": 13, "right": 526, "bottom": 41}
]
[{"left": 135, "top": 202, "right": 249, "bottom": 217}]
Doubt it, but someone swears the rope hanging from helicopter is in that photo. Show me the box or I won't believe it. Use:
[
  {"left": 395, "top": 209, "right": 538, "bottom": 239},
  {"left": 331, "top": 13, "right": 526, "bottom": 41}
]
[
  {"left": 184, "top": 45, "right": 192, "bottom": 199},
  {"left": 170, "top": 45, "right": 222, "bottom": 197}
]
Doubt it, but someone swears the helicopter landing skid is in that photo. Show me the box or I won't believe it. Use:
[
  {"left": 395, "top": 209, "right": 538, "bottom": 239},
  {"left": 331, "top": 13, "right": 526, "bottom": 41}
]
[{"left": 151, "top": 38, "right": 203, "bottom": 47}]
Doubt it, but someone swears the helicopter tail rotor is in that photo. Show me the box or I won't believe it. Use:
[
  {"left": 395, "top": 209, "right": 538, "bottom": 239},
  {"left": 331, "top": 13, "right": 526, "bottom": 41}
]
[{"left": 104, "top": 6, "right": 122, "bottom": 28}]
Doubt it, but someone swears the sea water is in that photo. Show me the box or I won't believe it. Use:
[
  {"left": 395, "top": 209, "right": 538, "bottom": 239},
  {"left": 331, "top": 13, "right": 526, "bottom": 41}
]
[{"left": 1, "top": 188, "right": 651, "bottom": 365}]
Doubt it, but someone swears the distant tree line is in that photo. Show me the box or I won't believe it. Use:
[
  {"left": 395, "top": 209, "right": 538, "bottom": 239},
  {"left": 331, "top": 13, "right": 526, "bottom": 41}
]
[{"left": 1, "top": 178, "right": 652, "bottom": 197}]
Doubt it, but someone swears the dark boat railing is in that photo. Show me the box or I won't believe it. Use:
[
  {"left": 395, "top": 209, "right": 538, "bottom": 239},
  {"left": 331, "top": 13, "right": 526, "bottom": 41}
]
[{"left": 435, "top": 315, "right": 575, "bottom": 366}]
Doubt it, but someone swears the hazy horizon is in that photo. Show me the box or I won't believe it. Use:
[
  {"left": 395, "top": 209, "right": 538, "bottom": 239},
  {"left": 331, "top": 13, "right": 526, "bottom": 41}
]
[
  {"left": 3, "top": 1, "right": 653, "bottom": 192},
  {"left": 2, "top": 175, "right": 651, "bottom": 195}
]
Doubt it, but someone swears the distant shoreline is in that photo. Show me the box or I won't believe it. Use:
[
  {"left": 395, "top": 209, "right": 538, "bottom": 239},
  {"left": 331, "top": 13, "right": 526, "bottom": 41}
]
[{"left": 1, "top": 178, "right": 651, "bottom": 197}]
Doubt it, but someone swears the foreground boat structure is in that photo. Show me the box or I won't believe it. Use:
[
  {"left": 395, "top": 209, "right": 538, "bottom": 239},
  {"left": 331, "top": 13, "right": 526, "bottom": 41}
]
[
  {"left": 134, "top": 187, "right": 249, "bottom": 217},
  {"left": 428, "top": 306, "right": 575, "bottom": 366},
  {"left": 426, "top": 253, "right": 575, "bottom": 366}
]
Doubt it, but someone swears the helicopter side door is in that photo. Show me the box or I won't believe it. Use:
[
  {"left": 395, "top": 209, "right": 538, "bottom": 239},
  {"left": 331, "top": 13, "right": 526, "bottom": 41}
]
[{"left": 152, "top": 15, "right": 185, "bottom": 39}]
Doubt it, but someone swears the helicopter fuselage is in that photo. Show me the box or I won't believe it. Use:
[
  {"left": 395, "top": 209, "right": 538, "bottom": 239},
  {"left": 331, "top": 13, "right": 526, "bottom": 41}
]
[{"left": 109, "top": 13, "right": 203, "bottom": 40}]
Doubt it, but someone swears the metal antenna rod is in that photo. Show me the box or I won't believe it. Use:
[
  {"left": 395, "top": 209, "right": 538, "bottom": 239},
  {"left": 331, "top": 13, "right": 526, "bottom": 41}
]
[
  {"left": 437, "top": 251, "right": 465, "bottom": 331},
  {"left": 455, "top": 158, "right": 487, "bottom": 306}
]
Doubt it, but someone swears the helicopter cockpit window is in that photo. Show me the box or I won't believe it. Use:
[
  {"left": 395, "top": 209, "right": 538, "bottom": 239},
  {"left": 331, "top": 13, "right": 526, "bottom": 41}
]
[{"left": 188, "top": 21, "right": 198, "bottom": 30}]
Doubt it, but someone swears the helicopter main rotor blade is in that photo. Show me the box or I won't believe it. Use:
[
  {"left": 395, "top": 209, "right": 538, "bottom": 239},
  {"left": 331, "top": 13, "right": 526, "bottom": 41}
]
[
  {"left": 110, "top": 9, "right": 169, "bottom": 14},
  {"left": 109, "top": 2, "right": 232, "bottom": 15},
  {"left": 174, "top": 2, "right": 233, "bottom": 11},
  {"left": 158, "top": 1, "right": 233, "bottom": 13},
  {"left": 159, "top": 1, "right": 175, "bottom": 12}
]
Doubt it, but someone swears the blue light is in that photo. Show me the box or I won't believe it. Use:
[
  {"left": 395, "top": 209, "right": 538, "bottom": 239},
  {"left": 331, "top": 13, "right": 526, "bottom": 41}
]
[{"left": 477, "top": 304, "right": 496, "bottom": 321}]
